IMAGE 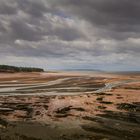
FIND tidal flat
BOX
[0,71,140,140]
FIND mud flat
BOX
[0,71,140,140]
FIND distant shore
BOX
[0,65,44,73]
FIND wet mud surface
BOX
[0,72,140,140]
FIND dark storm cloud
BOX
[51,0,140,26]
[50,0,140,39]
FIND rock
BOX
[55,106,72,114]
[71,107,85,111]
[98,106,107,109]
[0,118,8,128]
[96,97,104,101]
[100,101,113,104]
[117,103,140,112]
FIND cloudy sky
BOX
[0,0,140,71]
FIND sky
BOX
[0,0,140,71]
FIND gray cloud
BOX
[50,0,140,39]
[10,18,44,41]
[17,0,49,17]
[0,0,17,15]
[0,0,139,70]
[51,0,140,26]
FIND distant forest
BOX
[0,65,44,72]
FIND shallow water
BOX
[0,77,139,96]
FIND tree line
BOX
[0,65,44,72]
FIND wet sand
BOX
[0,71,140,140]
